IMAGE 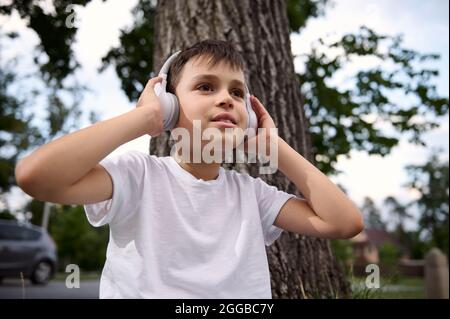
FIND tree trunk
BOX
[151,0,351,298]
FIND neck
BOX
[179,161,221,181]
[172,151,222,181]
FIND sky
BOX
[1,0,448,230]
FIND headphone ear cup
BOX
[248,107,258,130]
[154,82,180,131]
[244,94,258,139]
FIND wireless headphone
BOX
[153,50,258,138]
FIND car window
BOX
[0,225,22,240]
[0,224,42,241]
[24,228,41,240]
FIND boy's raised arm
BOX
[15,77,163,204]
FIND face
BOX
[172,55,248,154]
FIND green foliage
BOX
[359,149,448,260]
[0,10,97,192]
[100,0,157,101]
[401,230,431,260]
[0,0,93,85]
[330,239,353,270]
[378,242,402,269]
[299,26,449,175]
[361,197,387,230]
[0,46,88,192]
[360,150,448,260]
[49,205,109,271]
[0,210,16,220]
[351,276,425,299]
[383,196,413,232]
[404,150,449,256]
[287,0,329,33]
[23,198,52,226]
[0,50,46,193]
[351,277,383,299]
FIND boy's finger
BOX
[145,76,163,91]
[252,95,267,111]
[250,96,267,116]
[250,95,263,108]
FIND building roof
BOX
[350,228,408,253]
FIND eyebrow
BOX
[190,74,245,89]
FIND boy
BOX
[15,40,364,299]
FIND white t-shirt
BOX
[84,150,296,299]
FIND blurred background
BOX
[0,0,448,299]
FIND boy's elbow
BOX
[15,159,43,198]
[336,212,365,239]
[15,159,32,191]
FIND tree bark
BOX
[151,0,350,298]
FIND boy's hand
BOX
[136,76,164,137]
[243,95,279,155]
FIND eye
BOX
[197,83,213,92]
[197,84,244,99]
[232,89,244,98]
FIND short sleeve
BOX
[83,151,146,227]
[253,177,297,246]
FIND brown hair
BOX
[166,39,245,95]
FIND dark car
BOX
[0,220,58,285]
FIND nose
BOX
[216,89,235,109]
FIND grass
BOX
[53,271,101,282]
[351,276,425,299]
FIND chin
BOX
[200,132,240,149]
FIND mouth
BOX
[210,120,237,128]
[210,112,238,128]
